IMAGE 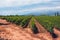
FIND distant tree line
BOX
[55,12,60,16]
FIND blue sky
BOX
[0,0,60,15]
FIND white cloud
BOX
[0,0,60,15]
[17,6,60,12]
[0,6,60,15]
[0,0,51,7]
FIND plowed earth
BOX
[0,19,60,40]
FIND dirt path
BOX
[34,19,53,40]
[0,19,60,40]
[0,19,46,40]
[34,19,47,33]
[53,28,60,37]
[53,28,60,40]
[34,19,60,40]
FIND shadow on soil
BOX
[32,24,39,34]
[50,32,58,38]
[0,23,10,25]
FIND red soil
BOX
[0,19,60,40]
[0,20,40,40]
[34,19,47,33]
[0,19,46,40]
[53,28,60,40]
[34,19,53,40]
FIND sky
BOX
[0,0,60,15]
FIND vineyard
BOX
[0,16,32,28]
[0,15,60,40]
[35,16,60,32]
[0,16,60,32]
[30,17,39,34]
[0,16,60,33]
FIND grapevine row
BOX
[0,16,32,28]
[35,16,60,33]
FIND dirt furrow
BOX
[34,19,53,40]
[0,19,42,40]
[0,19,60,40]
[34,19,47,33]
